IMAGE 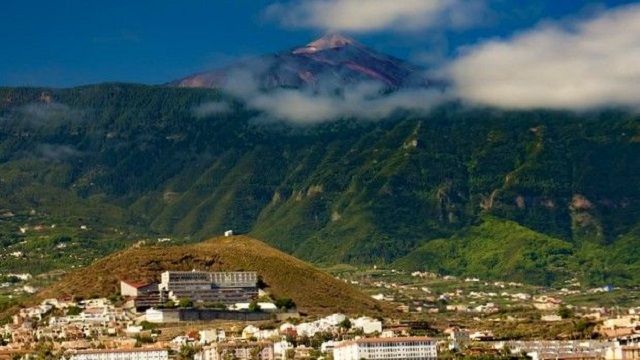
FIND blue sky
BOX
[0,0,638,87]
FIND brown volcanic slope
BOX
[37,236,386,315]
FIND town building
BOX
[499,340,612,360]
[195,341,274,360]
[144,307,271,323]
[145,308,180,323]
[352,316,383,334]
[606,344,640,360]
[531,353,603,360]
[119,280,162,310]
[67,348,169,360]
[159,271,258,304]
[199,329,226,345]
[333,337,437,360]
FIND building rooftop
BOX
[335,337,435,347]
[120,280,155,289]
[69,347,167,354]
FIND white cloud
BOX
[448,4,640,110]
[221,66,448,124]
[265,0,484,32]
[250,84,448,124]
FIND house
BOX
[602,316,638,329]
[333,337,437,360]
[470,331,494,341]
[120,280,162,310]
[242,325,261,339]
[294,345,313,359]
[445,327,470,343]
[599,327,636,339]
[273,340,294,360]
[244,328,278,341]
[352,316,382,334]
[321,340,338,353]
[199,329,226,345]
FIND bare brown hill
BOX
[37,236,386,315]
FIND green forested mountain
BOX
[1,84,639,286]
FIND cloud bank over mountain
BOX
[222,67,448,124]
[448,4,640,110]
[169,2,640,124]
[259,1,640,119]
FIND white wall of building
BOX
[333,338,437,360]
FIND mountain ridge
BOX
[0,66,639,286]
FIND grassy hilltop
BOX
[37,236,386,316]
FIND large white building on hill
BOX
[159,270,258,304]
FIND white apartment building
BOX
[333,337,437,360]
[352,316,383,334]
[67,348,169,360]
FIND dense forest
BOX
[1,83,639,286]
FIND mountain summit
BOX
[172,34,427,89]
[292,33,357,54]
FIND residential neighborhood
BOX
[2,267,640,359]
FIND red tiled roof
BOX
[120,279,154,289]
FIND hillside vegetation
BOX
[394,217,574,284]
[38,236,385,315]
[1,84,640,286]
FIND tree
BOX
[162,300,177,308]
[135,334,154,345]
[0,276,20,284]
[558,306,574,319]
[178,298,193,308]
[32,341,63,360]
[140,320,157,331]
[573,319,596,339]
[66,306,82,316]
[203,301,227,309]
[177,344,199,360]
[275,297,296,310]
[338,318,352,330]
[248,300,261,312]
